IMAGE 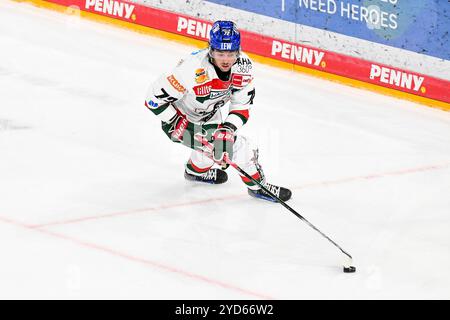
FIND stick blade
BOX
[343,266,356,273]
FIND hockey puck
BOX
[343,266,356,273]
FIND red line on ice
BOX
[0,215,274,299]
[28,161,450,229]
[28,194,248,228]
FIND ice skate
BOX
[248,182,292,202]
[184,168,228,184]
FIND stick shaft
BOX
[195,134,353,263]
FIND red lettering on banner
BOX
[33,0,450,105]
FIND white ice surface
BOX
[1,0,450,299]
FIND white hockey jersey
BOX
[145,49,255,130]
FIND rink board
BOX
[15,0,450,111]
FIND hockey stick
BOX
[194,133,356,273]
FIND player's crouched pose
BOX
[145,21,291,202]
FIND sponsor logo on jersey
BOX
[85,0,135,20]
[369,64,425,92]
[271,40,325,66]
[167,75,186,93]
[194,83,213,96]
[177,17,212,39]
[209,90,229,99]
[235,58,252,73]
[145,100,159,109]
[195,68,209,84]
[198,100,225,123]
[232,74,252,87]
[193,79,231,103]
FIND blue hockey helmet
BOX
[209,21,240,51]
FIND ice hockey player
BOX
[145,20,291,202]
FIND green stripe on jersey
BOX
[149,103,171,116]
[229,111,248,125]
